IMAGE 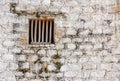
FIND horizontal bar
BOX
[29,17,54,20]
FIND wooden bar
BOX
[49,20,52,43]
[42,20,45,42]
[34,20,37,42]
[39,20,41,42]
[31,20,34,42]
[46,20,48,42]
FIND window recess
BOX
[29,17,54,44]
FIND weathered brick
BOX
[37,49,46,55]
[30,79,42,81]
[83,62,96,70]
[22,49,34,54]
[21,62,29,69]
[64,71,77,77]
[2,54,14,61]
[47,50,57,56]
[66,28,77,36]
[17,55,26,61]
[27,55,38,62]
[47,64,57,71]
[42,0,50,5]
[0,62,7,72]
[90,70,105,78]
[79,30,91,35]
[104,55,118,63]
[62,38,71,43]
[99,63,112,71]
[3,40,15,47]
[67,43,76,50]
[60,65,69,72]
[9,63,18,70]
[25,72,35,78]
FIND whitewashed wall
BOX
[0,0,120,81]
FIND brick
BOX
[0,62,7,72]
[64,71,77,77]
[78,57,89,63]
[66,28,77,36]
[94,43,102,50]
[79,30,91,35]
[66,57,77,63]
[76,71,84,78]
[83,6,94,13]
[41,57,51,62]
[37,49,46,55]
[69,64,81,71]
[21,62,29,69]
[100,63,112,71]
[92,28,102,34]
[83,71,91,78]
[62,38,71,43]
[17,55,26,61]
[47,64,56,71]
[61,7,70,13]
[56,43,64,49]
[90,70,105,78]
[2,54,14,61]
[42,0,50,5]
[67,43,76,50]
[11,48,22,53]
[47,50,57,56]
[23,49,34,53]
[60,65,69,72]
[83,62,96,70]
[19,78,28,81]
[73,50,83,56]
[30,79,42,81]
[84,21,95,29]
[79,44,93,50]
[0,47,8,53]
[112,63,120,71]
[25,72,35,78]
[32,63,42,73]
[9,63,18,70]
[15,72,24,77]
[3,40,15,47]
[112,48,120,55]
[27,55,38,62]
[99,50,109,56]
[89,57,102,63]
[104,55,118,63]
[56,73,64,77]
[72,38,83,43]
[74,78,83,81]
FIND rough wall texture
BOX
[0,0,120,81]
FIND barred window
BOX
[29,17,54,44]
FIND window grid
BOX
[29,17,54,44]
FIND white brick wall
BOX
[0,0,119,81]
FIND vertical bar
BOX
[49,20,52,43]
[42,20,45,42]
[34,19,37,42]
[52,19,54,43]
[31,20,34,43]
[39,20,41,42]
[46,20,48,42]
